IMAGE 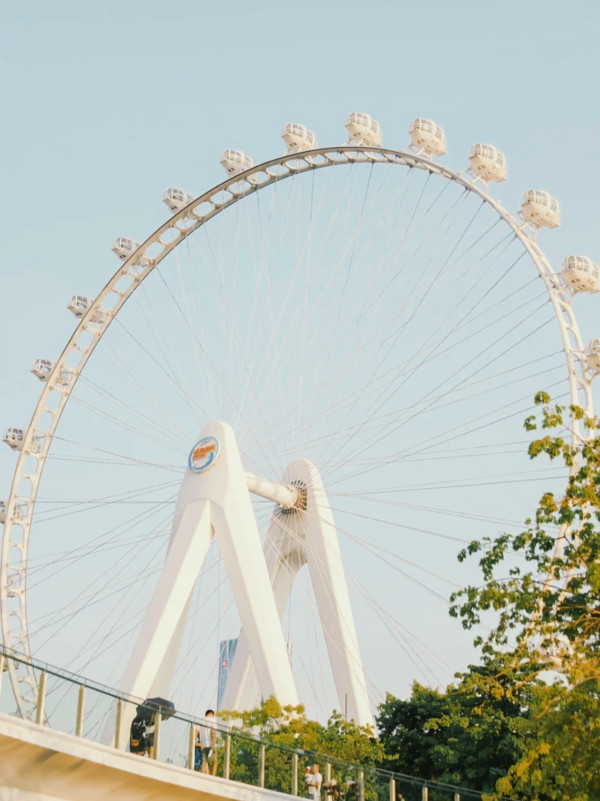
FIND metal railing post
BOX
[454,794,460,801]
[188,723,196,771]
[422,786,429,801]
[325,763,332,783]
[75,685,86,737]
[259,742,266,787]
[358,769,365,801]
[153,713,161,760]
[114,699,124,749]
[35,670,47,725]
[224,733,231,780]
[389,777,396,801]
[292,752,299,796]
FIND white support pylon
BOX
[222,460,372,727]
[115,421,299,746]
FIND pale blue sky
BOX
[1,0,599,717]
[2,0,599,432]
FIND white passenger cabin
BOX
[345,112,382,147]
[31,358,54,381]
[67,295,91,317]
[3,428,24,451]
[220,149,254,177]
[163,188,194,213]
[561,255,600,293]
[408,118,446,156]
[282,123,317,154]
[521,190,560,229]
[111,237,141,260]
[586,339,600,372]
[67,295,107,324]
[468,144,507,183]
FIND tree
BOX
[220,698,382,793]
[377,654,535,794]
[448,395,600,800]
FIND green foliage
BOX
[450,398,600,655]
[447,395,600,800]
[376,654,535,793]
[220,698,382,793]
[494,674,600,801]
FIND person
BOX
[323,779,341,801]
[345,781,359,801]
[305,763,323,800]
[195,708,217,774]
[129,712,155,758]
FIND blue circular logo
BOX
[188,436,220,473]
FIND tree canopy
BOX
[447,395,600,800]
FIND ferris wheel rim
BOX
[1,142,594,717]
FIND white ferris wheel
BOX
[2,113,599,735]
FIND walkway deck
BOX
[0,713,292,801]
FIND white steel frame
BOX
[1,145,595,721]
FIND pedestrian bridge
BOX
[0,711,287,801]
[0,647,477,801]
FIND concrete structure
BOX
[0,713,292,801]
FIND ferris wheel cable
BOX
[347,218,513,376]
[77,370,192,448]
[43,453,182,471]
[324,385,564,490]
[33,476,178,506]
[381,386,571,476]
[20,503,172,583]
[172,242,220,420]
[231,167,371,453]
[332,318,560,486]
[316,280,541,481]
[102,307,198,444]
[336,492,562,535]
[287,345,562,468]
[326,255,540,462]
[239,174,496,466]
[352,171,464,325]
[49,433,184,471]
[297,268,549,446]
[26,507,172,617]
[136,275,208,430]
[111,314,208,425]
[287,499,459,605]
[412,362,562,420]
[304,184,474,419]
[25,532,168,593]
[351,570,456,676]
[283,165,413,426]
[263,347,561,467]
[29,480,178,525]
[37,536,227,684]
[25,503,171,568]
[350,574,450,689]
[29,548,164,651]
[66,395,188,455]
[149,252,284,480]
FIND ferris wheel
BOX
[2,113,600,732]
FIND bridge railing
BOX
[0,646,505,801]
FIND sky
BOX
[2,0,599,426]
[1,0,599,723]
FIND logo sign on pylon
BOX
[188,436,220,473]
